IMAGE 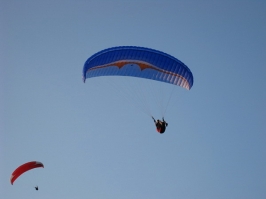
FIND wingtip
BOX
[82,76,86,83]
[10,175,14,185]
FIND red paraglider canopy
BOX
[10,161,44,185]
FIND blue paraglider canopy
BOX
[83,46,193,90]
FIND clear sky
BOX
[1,0,266,198]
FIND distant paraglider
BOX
[35,186,39,190]
[10,161,44,185]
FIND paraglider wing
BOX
[10,161,44,185]
[83,46,194,90]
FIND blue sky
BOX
[1,0,266,198]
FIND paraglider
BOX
[83,46,194,134]
[10,161,44,185]
[152,117,168,134]
[35,186,38,190]
[83,46,193,89]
